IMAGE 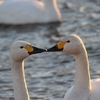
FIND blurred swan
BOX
[47,34,100,100]
[0,0,61,24]
[10,41,45,100]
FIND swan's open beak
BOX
[23,45,46,55]
[47,45,63,52]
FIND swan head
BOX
[10,41,45,61]
[47,34,85,55]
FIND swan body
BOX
[0,0,61,24]
[47,34,100,100]
[10,41,45,100]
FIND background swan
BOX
[0,0,61,24]
[10,41,45,100]
[47,34,100,100]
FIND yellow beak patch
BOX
[57,41,66,49]
[23,45,34,52]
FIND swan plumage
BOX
[0,0,61,24]
[47,34,100,100]
[10,41,45,100]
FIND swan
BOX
[0,0,61,24]
[47,34,100,100]
[10,40,45,100]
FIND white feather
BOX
[0,0,61,24]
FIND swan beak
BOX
[23,45,45,55]
[47,45,63,52]
[28,46,46,55]
[47,41,66,52]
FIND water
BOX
[0,0,100,100]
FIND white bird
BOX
[0,0,61,24]
[10,41,45,100]
[47,34,100,100]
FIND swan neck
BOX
[43,0,58,11]
[42,0,61,22]
[74,49,91,90]
[43,0,57,6]
[11,60,30,100]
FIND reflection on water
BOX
[0,0,100,100]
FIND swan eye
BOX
[20,46,23,49]
[67,40,70,43]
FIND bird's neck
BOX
[74,48,91,92]
[11,60,30,100]
[43,0,56,6]
[43,0,61,22]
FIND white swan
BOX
[10,41,45,100]
[47,34,100,100]
[0,0,61,24]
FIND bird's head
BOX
[10,41,45,61]
[47,34,85,55]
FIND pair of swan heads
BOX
[10,34,84,61]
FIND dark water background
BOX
[0,0,100,100]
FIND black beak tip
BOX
[38,48,46,53]
[46,45,63,52]
[46,48,53,52]
[41,49,46,52]
[45,49,48,52]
